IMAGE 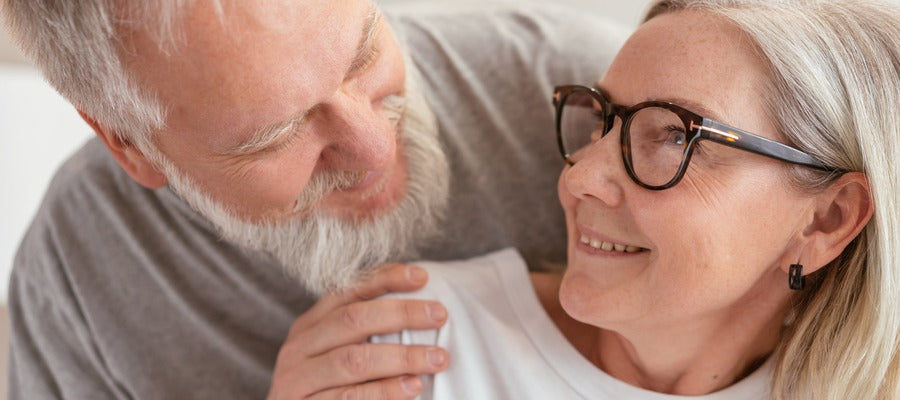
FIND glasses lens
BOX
[560,90,605,162]
[626,106,688,187]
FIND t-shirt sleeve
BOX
[7,255,121,399]
[6,143,131,400]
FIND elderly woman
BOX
[374,0,899,399]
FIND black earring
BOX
[789,264,805,290]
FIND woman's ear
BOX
[78,110,168,189]
[796,172,873,274]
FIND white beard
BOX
[144,70,450,295]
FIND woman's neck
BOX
[588,315,780,395]
[530,272,792,395]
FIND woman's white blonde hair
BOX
[646,1,899,399]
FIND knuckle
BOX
[347,284,371,301]
[340,303,369,331]
[376,262,403,276]
[402,301,419,323]
[340,344,371,377]
[405,347,420,370]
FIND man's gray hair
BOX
[1,0,221,147]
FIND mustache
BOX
[293,170,367,215]
[382,93,406,129]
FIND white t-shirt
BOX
[373,248,773,399]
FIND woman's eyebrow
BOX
[594,83,726,121]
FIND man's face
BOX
[117,0,450,293]
[128,0,408,223]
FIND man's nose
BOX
[315,91,396,171]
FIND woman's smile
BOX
[575,224,647,256]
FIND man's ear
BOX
[78,110,168,189]
[794,172,873,274]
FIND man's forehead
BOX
[126,0,379,144]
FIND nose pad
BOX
[581,115,625,164]
[317,93,397,171]
[602,113,618,138]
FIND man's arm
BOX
[267,264,449,400]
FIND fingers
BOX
[307,375,424,400]
[296,298,447,356]
[313,264,428,314]
[303,344,449,393]
[267,263,445,399]
[293,263,434,342]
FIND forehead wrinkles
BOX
[126,2,368,103]
[608,11,769,124]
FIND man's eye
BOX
[349,46,380,78]
[361,47,380,70]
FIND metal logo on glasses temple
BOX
[691,121,740,143]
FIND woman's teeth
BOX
[579,235,643,253]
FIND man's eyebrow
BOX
[222,7,380,157]
[346,5,381,77]
[221,112,308,156]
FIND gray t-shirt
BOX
[8,4,625,399]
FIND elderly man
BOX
[2,0,623,398]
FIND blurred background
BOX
[0,1,647,64]
[0,1,650,397]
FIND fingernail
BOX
[401,376,422,394]
[427,348,446,366]
[407,266,426,284]
[427,303,447,322]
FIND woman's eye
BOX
[665,125,686,146]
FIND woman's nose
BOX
[562,122,627,207]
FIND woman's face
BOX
[557,11,815,331]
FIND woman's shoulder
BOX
[403,247,528,299]
[371,248,534,347]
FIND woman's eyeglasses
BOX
[553,85,838,190]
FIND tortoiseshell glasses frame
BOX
[553,85,839,190]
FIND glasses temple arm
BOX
[696,119,835,171]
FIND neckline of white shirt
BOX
[491,248,773,400]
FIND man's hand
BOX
[267,264,450,400]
